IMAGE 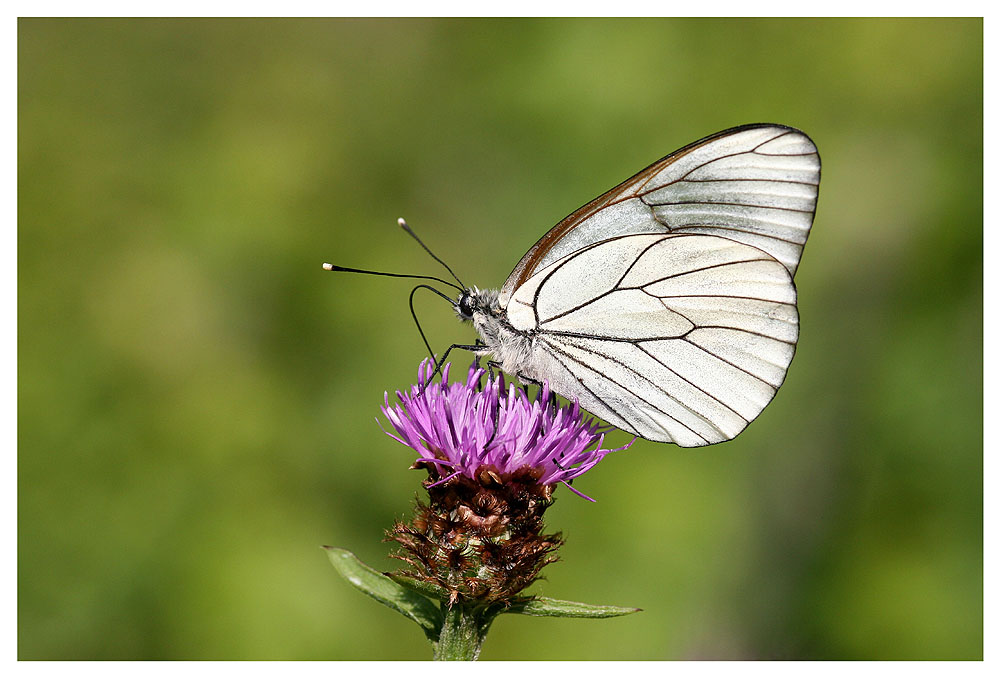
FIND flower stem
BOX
[433,603,492,660]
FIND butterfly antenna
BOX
[321,262,463,293]
[398,217,467,290]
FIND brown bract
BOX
[387,466,564,606]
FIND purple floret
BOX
[381,359,633,501]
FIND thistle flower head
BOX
[379,360,633,604]
[381,359,632,501]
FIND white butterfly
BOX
[453,124,820,447]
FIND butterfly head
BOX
[455,290,476,320]
[454,286,499,322]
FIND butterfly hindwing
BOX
[507,233,798,446]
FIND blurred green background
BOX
[18,18,982,660]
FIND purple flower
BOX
[381,359,633,501]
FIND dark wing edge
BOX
[500,124,819,300]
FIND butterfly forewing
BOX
[480,124,819,446]
[499,124,819,306]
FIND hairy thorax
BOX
[467,288,533,376]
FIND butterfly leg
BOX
[473,340,488,390]
[483,361,502,452]
[434,342,485,371]
[512,371,550,404]
[482,361,536,390]
[419,342,485,395]
[484,359,501,384]
[482,364,547,403]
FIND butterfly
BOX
[328,123,819,447]
[451,124,819,447]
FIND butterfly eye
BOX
[457,293,475,319]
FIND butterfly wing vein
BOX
[499,124,819,306]
[492,124,818,446]
[508,233,799,446]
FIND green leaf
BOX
[506,596,642,618]
[323,546,443,638]
[387,571,449,601]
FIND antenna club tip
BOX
[322,262,334,271]
[397,217,407,228]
